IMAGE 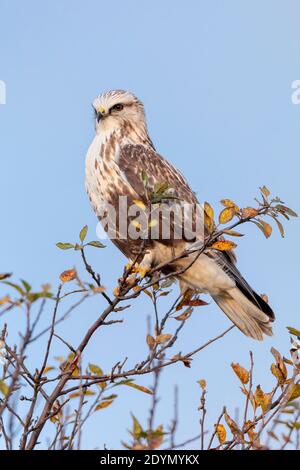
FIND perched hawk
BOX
[85,90,274,340]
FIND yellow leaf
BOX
[113,287,120,297]
[0,380,9,397]
[146,334,156,350]
[95,399,114,410]
[288,384,300,402]
[204,202,214,220]
[287,326,300,337]
[219,207,236,224]
[69,390,96,399]
[215,424,226,444]
[245,420,258,442]
[271,364,286,384]
[197,379,206,390]
[137,265,150,279]
[156,333,173,344]
[220,199,239,210]
[123,382,153,395]
[42,366,55,374]
[231,363,249,385]
[93,286,106,294]
[131,414,143,437]
[0,295,10,306]
[254,385,271,412]
[132,199,146,210]
[59,269,77,283]
[211,240,237,251]
[204,202,214,233]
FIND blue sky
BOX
[0,0,300,449]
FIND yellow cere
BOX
[97,106,106,115]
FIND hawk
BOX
[85,90,274,340]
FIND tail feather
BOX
[212,287,274,341]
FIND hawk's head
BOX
[92,90,146,135]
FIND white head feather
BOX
[92,90,146,136]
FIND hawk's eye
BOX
[110,103,124,112]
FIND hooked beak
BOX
[96,111,104,123]
[96,106,106,123]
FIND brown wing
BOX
[119,144,198,205]
[118,143,237,264]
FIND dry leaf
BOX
[197,379,206,390]
[224,411,239,435]
[146,334,156,350]
[260,186,270,198]
[215,424,226,444]
[222,229,244,237]
[95,399,114,410]
[241,207,259,219]
[123,382,153,395]
[270,347,287,384]
[231,363,249,384]
[42,366,55,374]
[113,287,120,297]
[59,269,77,283]
[156,333,172,344]
[0,296,10,306]
[204,202,214,232]
[254,385,271,412]
[220,199,239,210]
[288,384,300,402]
[175,308,193,321]
[257,219,273,238]
[212,240,237,251]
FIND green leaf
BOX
[21,279,31,293]
[79,225,88,242]
[131,414,143,437]
[88,363,103,375]
[141,170,148,188]
[56,242,74,250]
[87,241,106,248]
[287,326,300,338]
[2,281,24,296]
[74,244,83,251]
